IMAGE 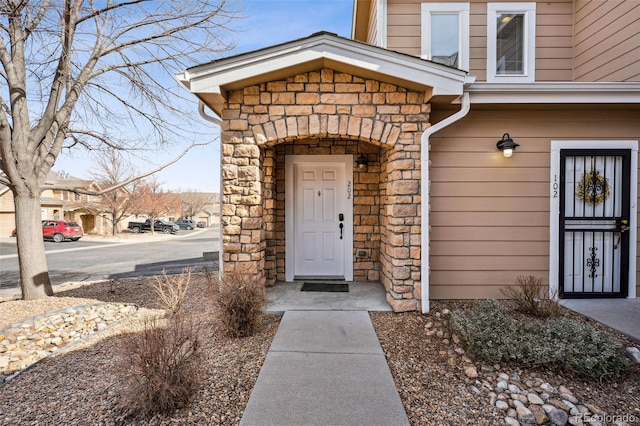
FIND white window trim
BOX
[549,140,638,299]
[486,2,536,83]
[377,0,387,48]
[421,3,470,71]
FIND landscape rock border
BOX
[0,302,138,385]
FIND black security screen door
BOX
[559,150,630,298]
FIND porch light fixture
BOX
[496,133,519,158]
[355,154,368,169]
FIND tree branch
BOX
[44,141,213,195]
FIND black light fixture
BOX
[496,133,519,158]
[355,154,368,169]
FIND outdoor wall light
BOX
[496,133,519,158]
[355,154,368,169]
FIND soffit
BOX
[178,32,468,116]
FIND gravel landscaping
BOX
[371,302,640,426]
[0,277,279,425]
[0,278,638,425]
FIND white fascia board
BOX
[467,82,640,104]
[183,34,467,97]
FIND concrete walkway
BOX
[265,281,392,313]
[562,298,640,342]
[240,311,409,426]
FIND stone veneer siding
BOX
[220,68,429,312]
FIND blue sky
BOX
[55,0,354,193]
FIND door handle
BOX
[616,218,630,233]
[614,219,630,249]
[339,223,344,239]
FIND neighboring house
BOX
[194,192,221,226]
[0,176,66,237]
[178,0,640,312]
[51,172,111,234]
[0,171,122,237]
[172,191,221,227]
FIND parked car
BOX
[127,219,179,234]
[176,219,196,230]
[12,220,84,242]
[196,221,206,228]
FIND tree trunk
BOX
[14,193,53,299]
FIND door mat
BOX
[300,282,349,292]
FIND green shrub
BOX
[118,314,203,418]
[213,271,266,338]
[451,300,629,380]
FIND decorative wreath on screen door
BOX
[576,171,610,205]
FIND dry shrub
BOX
[214,271,266,338]
[118,314,203,419]
[501,275,563,318]
[150,268,192,314]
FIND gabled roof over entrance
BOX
[177,32,471,115]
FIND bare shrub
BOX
[501,275,563,318]
[150,268,192,314]
[202,266,216,288]
[215,272,266,338]
[118,314,203,419]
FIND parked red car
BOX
[11,220,84,242]
[42,220,83,242]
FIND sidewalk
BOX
[563,298,640,343]
[240,311,409,426]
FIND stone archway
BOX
[220,68,429,311]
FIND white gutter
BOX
[199,101,222,125]
[420,92,470,313]
[198,101,224,275]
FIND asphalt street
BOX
[0,227,220,298]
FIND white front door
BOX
[285,155,353,281]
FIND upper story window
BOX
[487,2,536,82]
[421,3,470,71]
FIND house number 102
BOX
[552,175,558,198]
[347,181,352,199]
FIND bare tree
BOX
[134,177,180,235]
[0,1,234,299]
[90,150,144,236]
[178,190,214,220]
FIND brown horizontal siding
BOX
[433,270,549,286]
[387,1,420,53]
[574,0,640,81]
[431,197,549,212]
[431,284,527,299]
[431,226,549,241]
[432,240,549,256]
[431,181,549,197]
[429,108,640,299]
[386,0,574,81]
[431,211,549,226]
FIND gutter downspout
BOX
[420,92,470,313]
[198,101,224,275]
